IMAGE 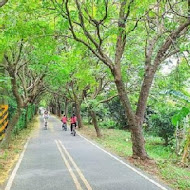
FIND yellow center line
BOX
[58,140,92,190]
[55,140,83,190]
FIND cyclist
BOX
[61,114,67,130]
[70,114,77,134]
[43,110,49,128]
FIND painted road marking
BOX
[5,138,30,190]
[78,133,169,190]
[55,140,83,190]
[58,140,92,190]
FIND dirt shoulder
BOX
[0,116,39,189]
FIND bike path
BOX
[6,116,171,190]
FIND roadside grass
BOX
[0,116,39,186]
[79,125,190,190]
[159,162,190,190]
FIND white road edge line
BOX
[78,133,168,190]
[5,138,30,190]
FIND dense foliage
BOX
[0,0,189,163]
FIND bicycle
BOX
[71,123,76,136]
[44,118,48,130]
[62,123,67,131]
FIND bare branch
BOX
[124,0,134,21]
[99,94,118,103]
[16,59,31,71]
[65,0,114,70]
[154,20,190,67]
[167,0,190,19]
[162,49,180,61]
[14,40,24,66]
[115,0,132,65]
[100,0,109,24]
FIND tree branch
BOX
[0,0,8,8]
[154,20,190,67]
[99,94,118,103]
[64,0,114,70]
[14,40,24,66]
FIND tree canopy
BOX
[0,0,190,161]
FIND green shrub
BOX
[105,98,128,129]
[148,109,176,146]
[13,104,36,134]
[99,119,118,129]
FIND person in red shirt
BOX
[61,114,67,131]
[70,114,77,134]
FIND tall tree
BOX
[48,0,190,159]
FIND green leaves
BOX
[172,107,190,126]
[160,90,190,103]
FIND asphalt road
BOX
[6,116,170,190]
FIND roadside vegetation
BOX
[80,125,190,190]
[0,116,38,186]
[0,1,189,189]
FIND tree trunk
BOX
[112,68,136,126]
[72,102,75,114]
[90,110,101,137]
[0,0,8,8]
[0,62,7,104]
[57,102,61,117]
[136,66,156,124]
[25,106,28,126]
[1,70,24,148]
[53,98,57,115]
[164,137,169,146]
[113,68,148,159]
[57,98,62,117]
[130,125,148,159]
[35,106,39,115]
[64,98,68,116]
[88,110,91,125]
[0,108,21,148]
[75,101,83,128]
[52,105,56,115]
[55,106,58,115]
